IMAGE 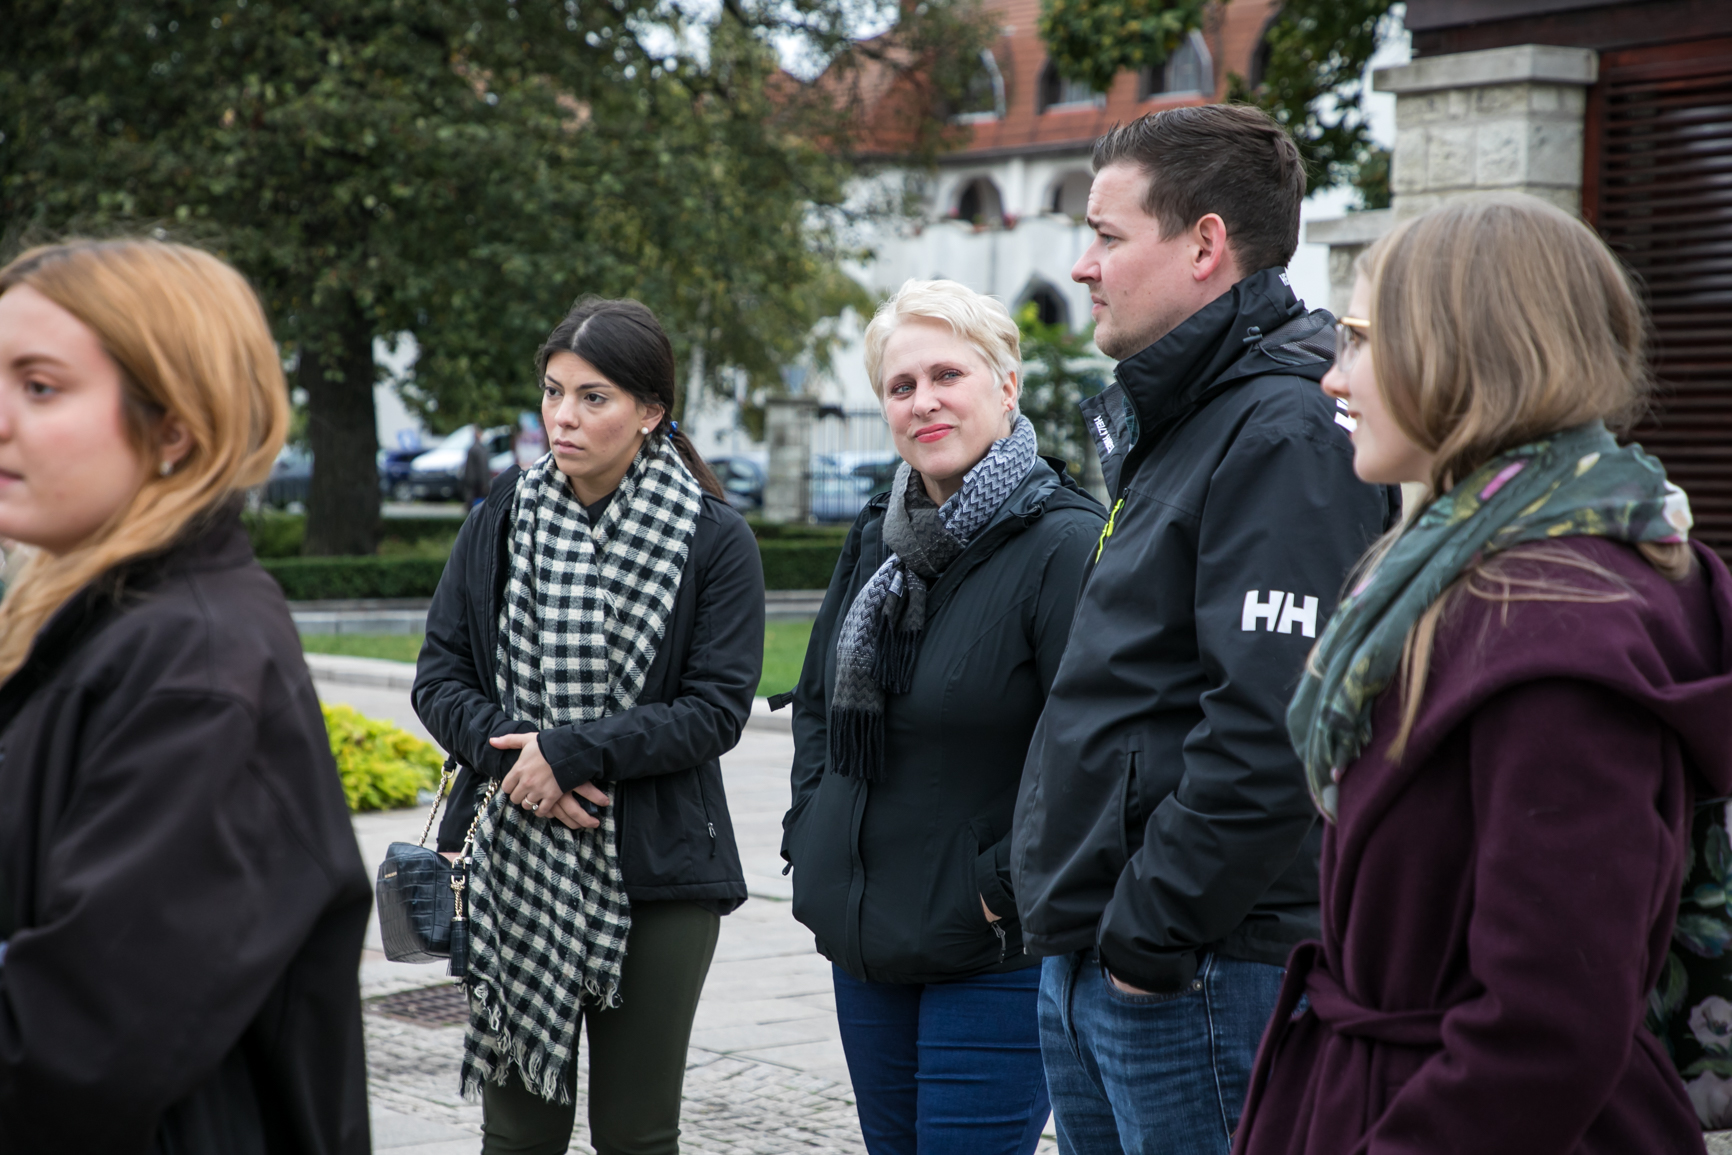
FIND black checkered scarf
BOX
[829,415,1037,779]
[461,438,702,1104]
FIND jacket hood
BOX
[1648,546,1732,797]
[1116,267,1332,431]
[1413,539,1732,799]
[1083,268,1336,496]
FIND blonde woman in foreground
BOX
[0,240,371,1153]
[1233,194,1732,1154]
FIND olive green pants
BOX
[480,900,722,1155]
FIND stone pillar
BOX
[1306,43,1600,322]
[1380,43,1599,219]
[1303,210,1394,317]
[763,396,816,524]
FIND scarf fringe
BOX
[828,707,883,781]
[460,976,621,1105]
[872,619,921,694]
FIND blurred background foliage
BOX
[0,0,991,553]
[1038,0,1397,201]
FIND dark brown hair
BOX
[1091,104,1306,275]
[536,296,723,499]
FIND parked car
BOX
[811,454,897,522]
[406,425,513,501]
[708,456,766,513]
[263,445,312,509]
[378,446,424,501]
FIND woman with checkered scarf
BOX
[412,297,765,1154]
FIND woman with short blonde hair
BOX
[784,278,1104,1154]
[1234,194,1732,1154]
[0,239,371,1152]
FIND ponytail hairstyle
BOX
[534,297,723,499]
[0,239,290,683]
[1345,194,1690,762]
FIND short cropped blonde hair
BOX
[862,279,1022,401]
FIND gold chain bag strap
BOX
[375,757,498,975]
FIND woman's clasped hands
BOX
[492,731,611,830]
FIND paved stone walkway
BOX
[321,664,1056,1154]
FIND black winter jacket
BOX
[413,467,763,910]
[783,458,1104,983]
[0,511,371,1154]
[1012,268,1400,994]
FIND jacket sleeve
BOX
[0,690,349,1149]
[781,515,870,861]
[535,512,765,791]
[977,512,1101,919]
[1368,678,1677,1153]
[1098,424,1385,991]
[412,508,534,780]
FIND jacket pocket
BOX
[1119,745,1142,862]
[923,822,1004,975]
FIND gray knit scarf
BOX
[829,415,1038,779]
[461,438,702,1104]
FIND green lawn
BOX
[302,619,816,699]
[759,619,815,699]
[302,633,427,663]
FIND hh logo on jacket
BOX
[1242,590,1318,639]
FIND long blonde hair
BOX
[0,239,290,682]
[1351,194,1691,760]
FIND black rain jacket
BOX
[0,511,371,1154]
[1011,268,1401,993]
[413,466,763,910]
[783,458,1104,983]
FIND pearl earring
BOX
[640,426,651,436]
[159,461,173,477]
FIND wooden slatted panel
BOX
[1587,39,1732,562]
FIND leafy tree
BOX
[1039,0,1209,94]
[1017,302,1107,483]
[1,0,970,554]
[1226,0,1395,198]
[1035,0,1396,196]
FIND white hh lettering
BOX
[1241,590,1282,632]
[1277,593,1320,639]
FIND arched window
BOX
[954,177,1004,227]
[953,48,1007,122]
[1049,170,1093,218]
[1141,31,1213,99]
[1020,280,1071,329]
[1038,60,1100,114]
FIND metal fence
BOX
[808,406,898,522]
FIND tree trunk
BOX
[301,301,381,556]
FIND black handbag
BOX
[375,759,497,977]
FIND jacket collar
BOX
[0,504,253,732]
[1113,266,1309,438]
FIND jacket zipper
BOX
[696,772,717,858]
[992,920,1007,962]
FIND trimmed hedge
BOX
[759,540,843,590]
[264,531,841,599]
[263,555,447,600]
[243,511,468,560]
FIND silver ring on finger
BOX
[526,799,538,812]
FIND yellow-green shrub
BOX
[323,703,444,812]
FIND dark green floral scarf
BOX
[1288,421,1693,821]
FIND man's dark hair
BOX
[1092,104,1306,275]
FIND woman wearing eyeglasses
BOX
[1233,194,1732,1154]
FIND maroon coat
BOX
[1236,538,1732,1155]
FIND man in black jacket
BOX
[1010,105,1397,1154]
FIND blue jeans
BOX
[1039,950,1284,1155]
[833,964,1050,1155]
